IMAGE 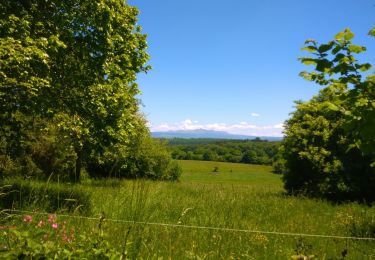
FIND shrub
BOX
[282,87,375,201]
[27,129,77,182]
[281,28,375,202]
[0,120,77,182]
[272,158,285,174]
[0,155,17,178]
[87,133,182,181]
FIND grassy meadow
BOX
[2,160,375,259]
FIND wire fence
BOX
[5,209,375,242]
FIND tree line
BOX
[166,138,280,166]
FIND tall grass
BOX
[84,180,374,258]
[1,160,375,259]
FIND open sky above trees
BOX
[129,0,375,137]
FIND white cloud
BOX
[273,123,284,129]
[150,119,284,137]
[251,112,260,117]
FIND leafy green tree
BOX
[241,150,257,164]
[203,151,217,161]
[0,0,154,181]
[282,28,375,201]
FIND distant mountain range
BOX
[151,129,283,141]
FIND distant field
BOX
[179,160,281,186]
[2,160,375,259]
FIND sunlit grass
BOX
[2,160,375,259]
[83,160,375,259]
[179,160,281,186]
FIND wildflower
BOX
[37,220,44,228]
[23,215,33,223]
[52,223,58,229]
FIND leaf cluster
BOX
[281,27,375,202]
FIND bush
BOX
[281,28,375,202]
[0,179,91,214]
[0,155,17,178]
[26,130,77,182]
[87,133,182,181]
[272,158,285,174]
[282,87,375,201]
[0,120,77,182]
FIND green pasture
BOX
[2,160,375,259]
[179,160,281,186]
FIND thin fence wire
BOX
[6,209,375,242]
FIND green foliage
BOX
[87,128,182,181]
[282,27,375,201]
[168,139,280,166]
[122,135,182,181]
[1,215,124,259]
[0,0,154,181]
[0,120,77,181]
[271,160,284,174]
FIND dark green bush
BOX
[87,134,182,181]
[272,158,285,174]
[27,131,77,182]
[281,28,375,202]
[281,85,375,202]
[0,120,77,182]
[0,179,91,214]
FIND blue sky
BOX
[128,0,375,136]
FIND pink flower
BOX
[52,223,58,229]
[23,215,33,223]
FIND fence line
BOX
[5,209,375,242]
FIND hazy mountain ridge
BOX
[151,129,283,141]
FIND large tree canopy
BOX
[281,27,375,202]
[0,0,181,181]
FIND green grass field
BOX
[180,160,281,185]
[2,160,375,259]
